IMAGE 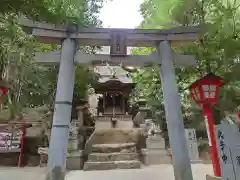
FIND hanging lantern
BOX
[189,73,224,106]
[237,112,240,121]
[188,73,224,177]
[0,80,10,103]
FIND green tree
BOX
[131,0,240,139]
[0,0,104,119]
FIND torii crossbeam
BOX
[19,16,202,180]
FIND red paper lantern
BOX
[189,73,224,177]
[0,81,10,103]
[189,73,224,106]
[237,112,240,121]
[0,87,8,96]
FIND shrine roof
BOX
[93,46,134,84]
[94,65,134,84]
[94,65,128,76]
[99,76,133,84]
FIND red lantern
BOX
[238,112,240,121]
[0,87,8,96]
[189,73,224,106]
[189,73,224,177]
[0,80,10,104]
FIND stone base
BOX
[88,152,138,162]
[27,155,40,166]
[91,143,136,153]
[66,150,84,170]
[0,152,20,166]
[206,174,222,180]
[83,160,141,171]
[141,149,171,165]
[85,128,146,156]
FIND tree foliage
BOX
[131,0,240,134]
[0,0,104,119]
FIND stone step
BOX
[92,143,136,153]
[88,152,138,162]
[83,160,141,171]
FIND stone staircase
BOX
[83,142,141,170]
[83,128,145,171]
[82,95,152,170]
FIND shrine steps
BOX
[83,160,141,171]
[91,143,136,153]
[83,143,142,171]
[88,152,138,161]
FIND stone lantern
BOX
[132,94,150,128]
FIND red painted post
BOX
[18,123,27,167]
[238,112,240,121]
[203,104,221,177]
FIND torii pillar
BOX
[46,38,76,180]
[159,40,192,180]
[20,17,201,180]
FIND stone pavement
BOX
[0,164,214,180]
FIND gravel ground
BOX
[0,164,214,180]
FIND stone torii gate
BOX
[20,18,201,180]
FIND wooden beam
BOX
[19,16,201,34]
[31,28,199,46]
[19,17,202,46]
[35,51,196,67]
[75,52,158,66]
[35,51,61,65]
[19,16,66,31]
[173,53,196,67]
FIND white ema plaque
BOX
[215,123,240,180]
[185,128,199,161]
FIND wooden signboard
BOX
[185,128,200,161]
[110,31,127,56]
[0,131,22,153]
[215,123,240,180]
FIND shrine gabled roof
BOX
[94,65,134,84]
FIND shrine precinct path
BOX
[0,164,213,180]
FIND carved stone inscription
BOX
[110,31,127,56]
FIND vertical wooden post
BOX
[203,104,221,176]
[122,95,125,115]
[18,122,27,167]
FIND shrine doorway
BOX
[104,92,123,115]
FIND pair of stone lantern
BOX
[189,73,224,177]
